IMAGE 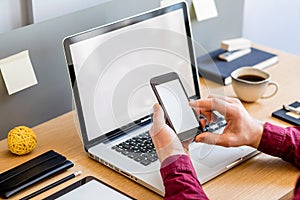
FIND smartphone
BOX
[150,72,202,141]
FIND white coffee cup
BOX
[231,67,279,102]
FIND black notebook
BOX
[197,47,278,85]
[0,150,74,198]
[272,101,300,126]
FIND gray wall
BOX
[0,0,160,139]
[0,0,244,140]
[190,0,244,53]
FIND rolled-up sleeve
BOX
[258,123,300,199]
[258,122,300,168]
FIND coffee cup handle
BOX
[262,81,279,99]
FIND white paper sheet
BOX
[192,0,218,22]
[0,50,38,95]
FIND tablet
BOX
[44,176,136,200]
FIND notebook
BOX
[63,1,258,196]
[197,48,278,85]
[0,150,73,198]
[272,101,300,126]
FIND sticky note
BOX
[0,50,38,95]
[192,0,218,22]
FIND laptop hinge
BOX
[102,115,152,144]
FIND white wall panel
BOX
[28,0,111,23]
[0,0,26,33]
[243,0,300,55]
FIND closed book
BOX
[197,47,278,85]
[272,101,300,126]
[0,150,74,198]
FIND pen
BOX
[283,104,300,115]
[20,171,82,200]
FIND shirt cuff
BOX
[160,154,195,178]
[258,122,286,157]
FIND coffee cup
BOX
[231,67,279,102]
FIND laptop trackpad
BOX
[190,144,244,168]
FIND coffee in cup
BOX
[231,67,279,102]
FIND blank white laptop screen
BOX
[68,7,198,141]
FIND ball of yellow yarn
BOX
[7,126,37,155]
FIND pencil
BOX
[20,171,82,200]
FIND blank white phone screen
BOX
[156,79,199,133]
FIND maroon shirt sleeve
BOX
[160,154,209,200]
[258,122,300,199]
[258,122,300,167]
[160,123,300,199]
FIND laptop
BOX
[63,1,258,196]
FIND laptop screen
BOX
[63,2,200,146]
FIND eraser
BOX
[221,38,251,51]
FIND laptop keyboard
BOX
[111,116,226,166]
[206,118,227,132]
[112,132,158,166]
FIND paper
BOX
[0,50,38,95]
[192,0,218,22]
[286,112,300,119]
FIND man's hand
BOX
[149,104,190,163]
[189,95,264,149]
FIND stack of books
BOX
[197,47,278,85]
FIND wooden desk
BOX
[1,45,300,199]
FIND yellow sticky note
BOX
[0,50,38,95]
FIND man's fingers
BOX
[153,103,165,125]
[150,104,166,137]
[194,132,222,146]
[195,131,236,147]
[208,95,236,103]
[189,97,228,116]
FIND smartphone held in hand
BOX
[150,72,202,141]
